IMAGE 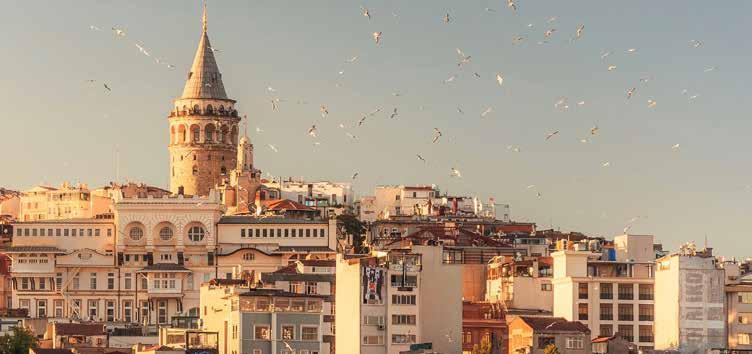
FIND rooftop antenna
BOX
[202,0,208,33]
[243,115,248,137]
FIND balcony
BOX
[600,314,613,321]
[639,293,654,300]
[618,315,633,321]
[600,293,613,300]
[618,293,634,300]
[639,336,653,343]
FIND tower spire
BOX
[202,0,207,33]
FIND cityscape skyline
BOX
[2,0,751,258]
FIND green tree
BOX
[337,214,368,253]
[0,326,38,354]
[543,344,560,354]
[472,337,493,354]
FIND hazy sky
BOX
[2,1,751,257]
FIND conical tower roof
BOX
[180,4,229,100]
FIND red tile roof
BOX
[262,199,316,211]
[300,259,336,267]
[272,264,300,274]
[517,316,590,333]
[54,323,106,336]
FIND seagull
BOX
[512,36,525,45]
[671,143,681,151]
[507,0,517,12]
[480,107,493,118]
[600,51,612,60]
[255,127,264,133]
[267,86,277,93]
[166,64,175,69]
[526,185,536,190]
[626,48,638,53]
[283,341,294,352]
[103,83,111,92]
[320,105,329,118]
[554,97,568,109]
[688,94,699,101]
[473,72,481,78]
[590,124,599,135]
[626,88,636,99]
[308,125,318,138]
[547,16,557,23]
[358,116,368,126]
[269,99,278,111]
[443,13,451,23]
[580,138,589,143]
[484,7,496,12]
[544,28,556,38]
[352,172,359,180]
[456,48,471,67]
[607,65,617,71]
[689,40,702,48]
[346,56,359,63]
[267,144,278,152]
[536,192,542,199]
[450,168,462,178]
[576,24,584,38]
[111,27,126,37]
[416,154,426,163]
[390,108,398,119]
[209,46,221,53]
[432,128,442,143]
[704,66,717,72]
[443,75,457,84]
[639,76,653,83]
[456,106,464,114]
[373,31,382,44]
[577,101,586,106]
[338,123,345,129]
[647,99,657,108]
[507,145,521,153]
[361,6,371,20]
[602,161,611,167]
[496,73,504,86]
[89,25,101,31]
[545,131,559,140]
[345,132,358,141]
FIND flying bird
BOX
[590,124,599,135]
[545,131,559,140]
[416,154,426,163]
[626,88,636,99]
[689,40,702,48]
[602,161,611,167]
[89,25,101,31]
[308,125,318,138]
[507,0,517,12]
[361,6,371,20]
[607,65,617,71]
[320,105,329,118]
[576,24,584,38]
[626,48,638,53]
[671,143,681,151]
[346,56,359,63]
[507,145,521,153]
[390,108,398,119]
[600,51,612,60]
[103,83,111,92]
[647,99,657,108]
[480,107,493,118]
[496,73,504,86]
[456,48,471,67]
[267,144,278,152]
[432,128,443,143]
[704,66,717,72]
[450,168,462,178]
[352,172,359,180]
[443,75,456,84]
[267,86,277,93]
[269,99,278,111]
[544,29,556,38]
[111,27,126,37]
[443,13,451,23]
[373,32,382,44]
[255,127,264,133]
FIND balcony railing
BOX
[618,315,633,321]
[600,314,613,321]
[639,336,653,343]
[618,293,634,300]
[600,293,613,300]
[639,315,653,321]
[639,293,654,300]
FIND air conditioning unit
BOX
[378,325,385,331]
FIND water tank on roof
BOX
[607,248,616,261]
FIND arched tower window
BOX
[231,125,239,145]
[221,166,227,175]
[206,105,214,114]
[193,104,200,114]
[205,125,215,142]
[178,125,186,143]
[219,105,225,114]
[192,166,198,175]
[170,126,176,145]
[190,124,200,143]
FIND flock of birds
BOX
[79,2,722,243]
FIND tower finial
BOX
[202,0,208,33]
[243,115,248,137]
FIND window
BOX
[618,325,634,342]
[392,295,417,305]
[639,304,653,321]
[739,313,752,324]
[639,284,654,300]
[123,301,132,322]
[37,300,47,318]
[566,336,584,349]
[107,273,115,290]
[600,324,613,337]
[305,282,317,295]
[240,229,245,237]
[140,301,149,322]
[255,326,270,340]
[64,229,69,236]
[19,299,30,310]
[639,325,653,343]
[291,229,296,237]
[618,283,634,300]
[364,316,384,326]
[740,293,752,304]
[88,299,98,320]
[20,278,29,290]
[578,303,588,320]
[600,303,613,320]
[232,324,238,339]
[106,301,115,321]
[56,228,61,236]
[72,275,80,290]
[39,278,46,290]
[187,274,194,290]
[618,304,633,321]
[363,335,384,345]
[302,326,318,341]
[282,325,294,340]
[129,227,143,241]
[95,229,100,236]
[392,314,417,325]
[739,333,752,345]
[158,300,167,324]
[124,273,132,290]
[141,276,148,290]
[87,229,93,236]
[54,300,64,318]
[578,282,588,299]
[188,226,205,242]
[159,227,173,241]
[160,253,172,261]
[538,336,555,349]
[284,229,289,237]
[320,228,326,237]
[600,283,613,299]
[392,334,416,344]
[90,273,97,290]
[289,282,303,293]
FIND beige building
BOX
[726,273,752,350]
[654,246,725,352]
[507,316,591,354]
[486,256,553,314]
[335,245,462,354]
[552,235,656,351]
[18,183,112,221]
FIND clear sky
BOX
[1,1,751,257]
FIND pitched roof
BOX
[271,263,300,274]
[517,316,590,333]
[263,199,316,212]
[272,246,335,254]
[218,215,325,225]
[54,323,106,336]
[31,349,75,354]
[180,7,228,100]
[300,259,336,267]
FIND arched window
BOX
[129,227,143,241]
[219,105,225,113]
[192,166,198,176]
[243,253,254,261]
[191,125,200,143]
[193,104,200,114]
[221,166,227,175]
[205,125,215,142]
[206,105,214,114]
[159,227,173,241]
[182,105,187,115]
[188,226,205,242]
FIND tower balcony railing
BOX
[169,109,239,118]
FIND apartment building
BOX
[335,245,462,354]
[507,316,591,354]
[18,183,112,222]
[200,280,326,354]
[462,301,507,354]
[552,235,656,351]
[726,273,752,350]
[654,246,725,351]
[261,259,336,354]
[280,179,353,207]
[486,256,553,314]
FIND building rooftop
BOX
[180,4,229,100]
[53,323,107,336]
[4,246,66,253]
[138,263,191,272]
[238,287,328,299]
[272,246,335,254]
[517,316,590,333]
[300,259,336,267]
[13,217,114,225]
[218,215,326,224]
[262,199,317,212]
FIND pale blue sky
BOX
[1,1,751,257]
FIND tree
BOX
[472,337,493,354]
[543,344,560,354]
[336,214,368,253]
[0,326,38,354]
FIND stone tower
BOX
[168,4,241,196]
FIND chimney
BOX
[178,186,184,196]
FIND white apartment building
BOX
[552,235,656,351]
[358,185,438,222]
[485,256,553,313]
[18,183,112,222]
[726,273,752,350]
[280,180,353,207]
[335,245,462,354]
[654,247,725,351]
